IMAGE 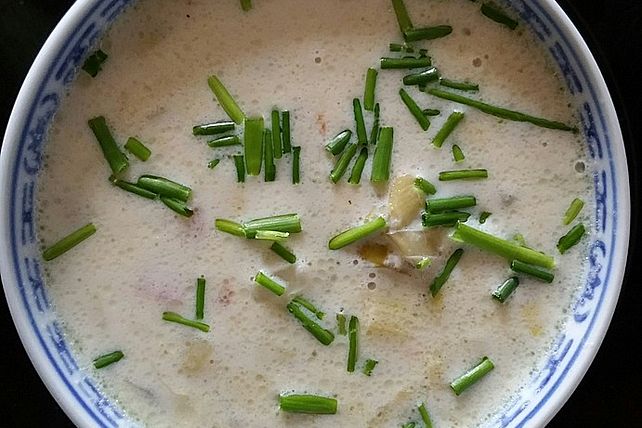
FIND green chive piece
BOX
[137,175,191,202]
[416,257,432,270]
[563,198,585,225]
[162,311,210,332]
[439,78,479,92]
[292,296,325,320]
[253,230,289,241]
[282,110,292,154]
[438,169,488,181]
[330,143,358,183]
[429,248,464,296]
[192,121,235,136]
[381,57,432,70]
[124,137,151,161]
[93,350,123,369]
[347,315,359,372]
[87,116,129,174]
[403,67,440,86]
[557,223,586,254]
[452,144,465,162]
[329,216,387,250]
[389,42,415,53]
[279,394,337,414]
[353,98,368,145]
[400,88,430,131]
[255,271,286,296]
[479,211,492,224]
[110,178,158,199]
[348,147,369,185]
[292,146,301,184]
[363,358,378,376]
[369,103,380,145]
[391,0,414,32]
[208,159,221,169]
[196,276,206,319]
[371,127,394,182]
[453,222,555,269]
[244,117,264,176]
[233,154,245,182]
[404,25,453,42]
[364,68,378,111]
[492,276,519,303]
[286,301,335,345]
[426,88,576,131]
[270,241,297,264]
[402,423,417,428]
[271,110,283,159]
[207,135,241,148]
[240,0,252,11]
[207,75,245,125]
[418,403,433,428]
[264,130,276,182]
[81,49,108,77]
[414,177,437,195]
[422,108,441,116]
[427,195,476,213]
[214,218,246,237]
[160,197,193,218]
[244,213,302,236]
[510,260,555,282]
[422,211,471,228]
[43,223,97,261]
[336,313,347,335]
[481,2,518,30]
[450,356,495,395]
[432,111,465,148]
[325,130,352,155]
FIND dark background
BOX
[1,1,640,426]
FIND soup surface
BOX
[38,0,591,426]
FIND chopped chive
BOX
[381,57,431,69]
[400,88,430,131]
[422,211,471,228]
[510,260,555,282]
[279,394,337,414]
[233,154,246,182]
[450,356,495,395]
[557,223,586,254]
[427,195,476,213]
[403,67,440,86]
[137,175,191,202]
[391,0,414,32]
[416,257,432,270]
[426,88,576,131]
[254,230,289,241]
[292,296,325,320]
[479,211,492,224]
[93,350,123,369]
[453,222,555,269]
[330,143,358,183]
[244,213,302,236]
[282,110,292,154]
[162,311,210,332]
[244,117,264,176]
[160,197,193,218]
[423,108,441,116]
[563,198,585,225]
[87,116,129,174]
[81,49,108,77]
[363,358,378,376]
[347,315,359,372]
[325,130,352,155]
[329,216,387,250]
[271,110,283,159]
[492,276,519,303]
[371,127,394,182]
[348,147,368,185]
[192,121,235,136]
[439,78,479,91]
[207,135,241,148]
[270,241,297,264]
[207,75,245,125]
[110,178,158,199]
[438,169,487,181]
[369,103,380,145]
[336,313,347,335]
[404,25,453,42]
[353,98,368,145]
[364,68,378,111]
[43,223,97,261]
[414,176,437,195]
[292,146,301,184]
[196,276,206,319]
[286,301,335,345]
[452,144,465,162]
[432,111,465,148]
[430,248,464,297]
[389,42,415,53]
[124,137,151,161]
[240,0,252,11]
[255,271,286,296]
[208,159,220,169]
[418,403,433,428]
[402,423,417,428]
[481,2,518,30]
[214,218,246,237]
[264,130,276,182]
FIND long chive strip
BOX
[348,147,368,185]
[369,103,380,145]
[363,358,378,376]
[438,169,488,181]
[325,130,352,155]
[196,277,206,319]
[137,175,192,202]
[329,216,387,250]
[347,315,359,372]
[371,127,394,182]
[389,42,415,53]
[292,146,301,184]
[82,49,108,77]
[292,296,325,320]
[429,248,463,296]
[453,222,555,269]
[87,116,129,174]
[279,394,337,414]
[381,57,431,70]
[207,135,241,148]
[240,0,252,11]
[192,121,235,136]
[330,143,358,183]
[432,111,465,148]
[510,260,555,283]
[124,137,151,161]
[391,0,414,32]
[439,78,479,92]
[364,68,378,111]
[452,144,465,162]
[336,313,347,335]
[426,88,576,131]
[93,350,123,369]
[254,230,289,241]
[563,198,585,225]
[111,178,158,199]
[479,211,492,224]
[255,271,286,296]
[264,130,276,182]
[233,154,246,182]
[422,211,471,228]
[43,223,97,261]
[427,195,476,213]
[214,218,246,237]
[481,2,518,30]
[557,223,586,254]
[492,276,519,303]
[271,110,283,159]
[244,117,264,176]
[207,75,245,124]
[404,25,453,42]
[400,88,430,131]
[162,311,210,332]
[282,110,292,154]
[416,257,432,270]
[353,98,368,145]
[286,301,335,345]
[418,403,433,428]
[403,67,440,86]
[415,176,437,195]
[450,356,495,395]
[244,213,302,236]
[160,197,193,218]
[423,108,441,116]
[270,241,297,264]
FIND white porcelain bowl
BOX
[0,1,629,426]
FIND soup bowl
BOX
[0,0,630,426]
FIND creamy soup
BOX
[37,0,591,426]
